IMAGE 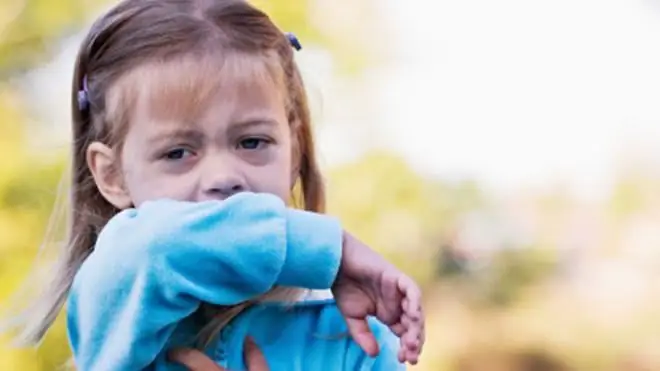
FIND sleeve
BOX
[66,192,343,371]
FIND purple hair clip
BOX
[78,76,89,111]
[286,32,302,51]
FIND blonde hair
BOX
[5,0,326,348]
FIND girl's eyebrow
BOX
[226,118,281,138]
[144,118,281,147]
[146,128,205,146]
[232,118,279,130]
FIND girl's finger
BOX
[400,342,420,366]
[419,318,426,347]
[397,346,406,363]
[381,271,403,325]
[168,348,226,371]
[390,322,406,337]
[401,315,423,354]
[406,349,420,365]
[244,337,270,371]
[398,277,422,321]
[345,317,379,357]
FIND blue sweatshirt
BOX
[67,193,404,371]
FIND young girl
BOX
[8,0,425,369]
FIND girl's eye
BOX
[239,138,269,150]
[164,148,193,160]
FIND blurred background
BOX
[2,0,660,370]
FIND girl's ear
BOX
[86,141,132,209]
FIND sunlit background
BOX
[2,0,660,370]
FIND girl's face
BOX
[88,56,294,208]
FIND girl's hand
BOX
[332,232,425,365]
[168,337,268,371]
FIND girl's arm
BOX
[67,192,342,371]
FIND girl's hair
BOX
[11,0,325,346]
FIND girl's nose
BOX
[200,154,249,201]
[205,176,246,200]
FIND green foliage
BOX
[436,245,560,309]
[251,0,320,39]
[0,86,69,368]
[250,0,382,74]
[477,247,558,307]
[609,174,648,218]
[0,0,99,77]
[326,151,489,287]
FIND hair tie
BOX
[78,76,89,111]
[286,32,302,51]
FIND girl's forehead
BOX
[106,52,286,125]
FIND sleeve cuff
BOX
[277,209,343,289]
